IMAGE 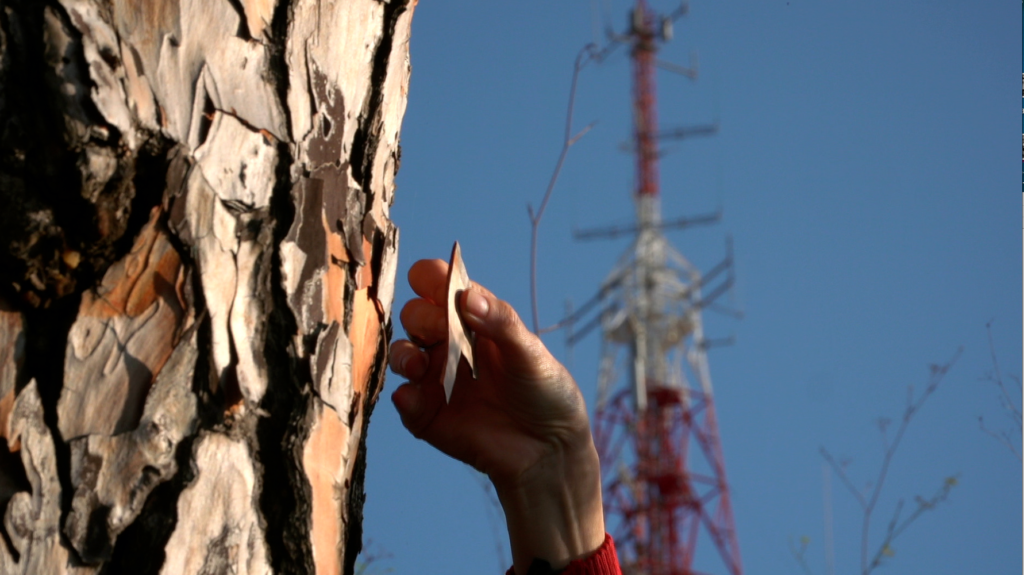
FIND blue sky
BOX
[362,2,1022,574]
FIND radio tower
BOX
[566,2,742,574]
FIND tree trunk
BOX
[0,0,413,573]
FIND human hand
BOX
[389,258,604,572]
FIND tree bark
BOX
[0,0,413,573]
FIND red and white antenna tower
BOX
[565,2,742,573]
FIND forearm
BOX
[497,439,606,574]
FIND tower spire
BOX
[632,0,661,201]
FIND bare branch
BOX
[354,539,394,575]
[870,497,905,571]
[816,348,962,575]
[857,348,960,574]
[820,447,867,510]
[865,477,957,573]
[528,43,609,333]
[984,321,1019,420]
[978,416,1022,461]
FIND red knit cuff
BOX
[505,534,620,575]
[562,534,619,575]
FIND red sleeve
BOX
[506,534,621,575]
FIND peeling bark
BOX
[58,207,190,441]
[64,326,199,563]
[1,380,92,574]
[0,0,413,572]
[160,432,270,575]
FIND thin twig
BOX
[528,43,606,334]
[887,477,957,543]
[984,321,1020,423]
[354,539,394,575]
[978,321,1022,460]
[820,448,867,510]
[788,536,817,575]
[978,416,1022,461]
[865,476,957,572]
[818,348,962,575]
[856,348,960,574]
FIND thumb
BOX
[460,288,532,348]
[460,288,552,375]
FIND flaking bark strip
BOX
[158,432,271,574]
[344,4,408,572]
[350,0,409,198]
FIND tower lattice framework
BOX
[572,3,743,574]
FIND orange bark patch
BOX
[349,287,381,397]
[323,226,347,325]
[302,402,350,575]
[355,238,374,291]
[349,234,381,397]
[81,207,185,322]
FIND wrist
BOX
[496,435,605,574]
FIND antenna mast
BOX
[575,2,743,573]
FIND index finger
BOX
[408,259,449,304]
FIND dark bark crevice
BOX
[0,0,83,307]
[350,0,409,197]
[0,1,153,309]
[255,1,316,567]
[257,146,316,572]
[109,135,175,266]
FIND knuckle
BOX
[399,300,418,326]
[495,299,524,331]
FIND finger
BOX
[391,380,445,439]
[391,362,480,467]
[399,298,447,346]
[408,259,449,304]
[389,340,429,380]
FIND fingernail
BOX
[464,290,489,323]
[398,353,409,374]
